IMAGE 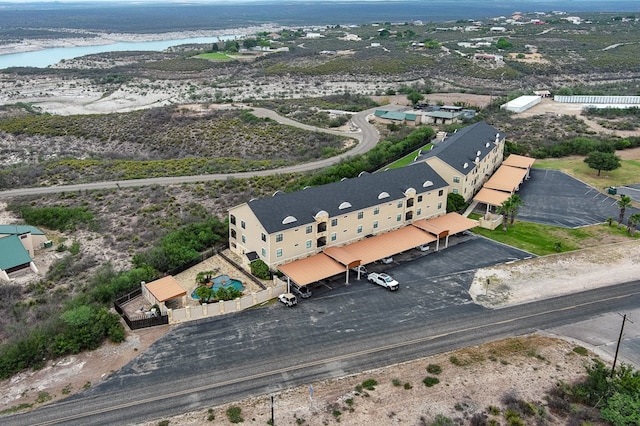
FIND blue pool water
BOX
[191,275,244,299]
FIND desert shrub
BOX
[392,378,402,386]
[426,364,442,374]
[19,205,94,232]
[423,376,440,387]
[362,378,378,390]
[226,406,244,423]
[572,346,589,356]
[404,382,412,390]
[430,414,453,426]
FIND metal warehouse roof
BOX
[0,235,32,270]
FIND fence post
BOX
[186,305,191,319]
[167,308,173,323]
[202,303,208,316]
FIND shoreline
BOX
[0,24,280,57]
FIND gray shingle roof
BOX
[247,162,448,234]
[416,121,503,175]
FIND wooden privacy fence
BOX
[168,280,286,324]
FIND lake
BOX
[0,36,238,69]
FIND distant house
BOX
[0,224,47,280]
[374,109,419,126]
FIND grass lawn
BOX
[533,157,640,190]
[195,52,233,60]
[471,220,638,256]
[386,143,433,169]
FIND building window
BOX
[241,235,246,243]
[417,208,422,216]
[230,229,237,239]
[261,248,266,257]
[452,188,459,194]
[373,221,378,229]
[396,214,402,222]
[397,201,403,208]
[276,233,283,242]
[358,211,364,220]
[417,195,423,202]
[306,240,312,249]
[374,207,380,215]
[453,176,460,183]
[276,248,283,258]
[230,215,236,225]
[357,225,363,234]
[241,220,246,229]
[437,202,442,209]
[331,218,338,226]
[331,232,337,241]
[438,189,444,197]
[261,233,266,242]
[306,225,313,234]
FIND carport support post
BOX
[286,277,290,293]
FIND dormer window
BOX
[339,201,352,210]
[476,150,481,156]
[282,216,297,225]
[463,162,469,169]
[378,192,390,199]
[423,180,433,188]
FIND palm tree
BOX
[508,194,523,225]
[617,195,633,228]
[627,213,640,236]
[498,197,513,232]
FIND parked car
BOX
[351,265,368,275]
[278,293,298,307]
[367,272,399,291]
[291,283,312,299]
[415,244,430,252]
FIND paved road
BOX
[0,107,381,199]
[4,238,639,426]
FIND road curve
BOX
[0,107,381,199]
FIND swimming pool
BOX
[191,274,245,299]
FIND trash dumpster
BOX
[608,187,617,195]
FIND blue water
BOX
[0,35,238,69]
[191,275,245,300]
[1,1,638,69]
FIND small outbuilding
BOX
[500,95,541,113]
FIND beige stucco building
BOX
[229,162,449,268]
[416,121,505,201]
[228,121,505,270]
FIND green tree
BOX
[446,193,466,213]
[224,40,239,52]
[250,259,271,279]
[407,91,424,106]
[601,392,640,426]
[242,38,258,49]
[584,151,621,176]
[626,212,640,236]
[617,194,633,227]
[498,197,513,232]
[507,194,523,225]
[496,38,513,50]
[195,286,214,303]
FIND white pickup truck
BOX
[367,272,399,291]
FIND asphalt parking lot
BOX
[517,169,640,228]
[617,183,640,203]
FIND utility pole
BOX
[270,394,275,426]
[611,314,634,377]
